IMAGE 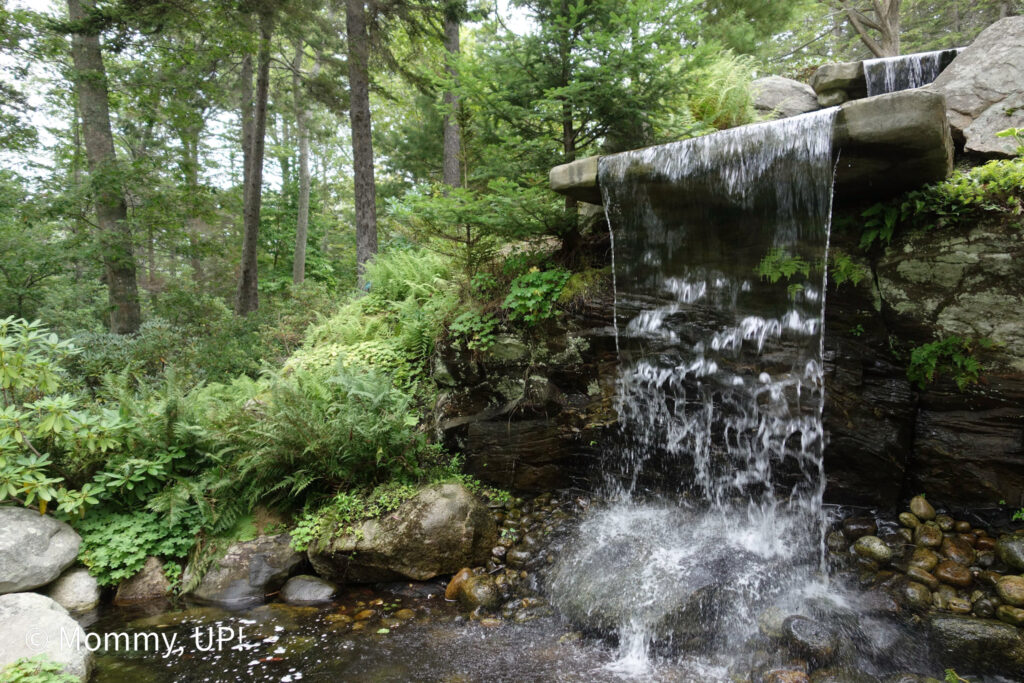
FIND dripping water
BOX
[549,109,841,679]
[864,47,962,96]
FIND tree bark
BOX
[346,0,378,283]
[292,44,319,285]
[838,0,901,57]
[236,12,273,315]
[67,0,141,334]
[442,5,462,188]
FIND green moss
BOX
[557,267,611,309]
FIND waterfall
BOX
[548,109,840,678]
[864,48,962,96]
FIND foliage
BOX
[684,51,758,131]
[503,267,571,325]
[906,336,994,392]
[829,248,870,288]
[0,656,78,683]
[859,155,1024,250]
[755,248,811,284]
[75,507,200,587]
[449,310,499,351]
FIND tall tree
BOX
[345,0,377,281]
[236,6,275,315]
[833,0,902,56]
[442,1,463,188]
[291,41,320,284]
[66,0,141,333]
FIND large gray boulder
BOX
[44,567,100,612]
[308,483,497,583]
[927,614,1024,675]
[928,16,1024,156]
[752,76,820,119]
[0,507,81,594]
[0,592,93,681]
[185,534,302,608]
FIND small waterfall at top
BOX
[548,109,841,680]
[864,48,962,96]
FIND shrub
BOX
[907,336,994,391]
[0,656,78,683]
[503,267,571,324]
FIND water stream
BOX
[548,109,841,677]
[864,48,962,96]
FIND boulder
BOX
[997,535,1024,571]
[751,76,820,119]
[280,574,337,605]
[927,16,1024,156]
[549,156,601,204]
[811,61,866,98]
[927,614,1024,675]
[43,567,100,612]
[308,483,497,583]
[114,556,171,605]
[0,507,81,594]
[0,592,92,681]
[186,534,302,607]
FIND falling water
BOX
[864,48,962,96]
[548,109,841,679]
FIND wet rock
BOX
[978,570,1002,587]
[758,606,788,639]
[394,608,416,620]
[354,609,376,621]
[281,575,337,605]
[934,560,973,588]
[0,592,92,681]
[826,531,848,552]
[853,536,892,564]
[309,484,498,583]
[913,523,943,548]
[948,597,973,614]
[491,545,507,561]
[935,514,955,532]
[898,513,920,529]
[0,507,81,594]
[973,598,996,618]
[996,575,1024,606]
[43,567,100,612]
[811,668,879,683]
[458,574,501,611]
[843,517,878,540]
[445,568,473,600]
[900,580,933,610]
[909,547,939,572]
[954,521,972,533]
[115,556,171,605]
[765,671,810,683]
[782,615,838,664]
[881,676,942,683]
[997,604,1024,626]
[505,548,532,568]
[906,567,939,591]
[927,614,1024,674]
[940,537,976,567]
[996,535,1024,570]
[909,495,936,521]
[186,534,302,607]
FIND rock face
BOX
[114,556,171,605]
[927,614,1024,674]
[927,16,1024,157]
[811,61,866,105]
[751,76,820,119]
[0,592,93,681]
[186,534,302,607]
[44,567,100,612]
[0,507,81,594]
[308,483,497,583]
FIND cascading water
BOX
[864,48,962,96]
[548,109,843,679]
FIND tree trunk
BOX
[442,5,462,188]
[67,0,141,334]
[236,12,273,316]
[292,44,319,285]
[346,0,378,283]
[838,0,901,57]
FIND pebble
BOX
[973,598,996,618]
[909,548,939,572]
[914,522,943,548]
[354,609,376,621]
[996,535,1024,570]
[782,615,837,664]
[934,560,973,588]
[940,536,976,567]
[506,548,532,568]
[906,567,939,590]
[995,575,1024,606]
[954,521,972,533]
[765,671,810,683]
[479,618,502,628]
[947,597,973,614]
[996,604,1024,627]
[394,609,416,620]
[826,531,848,552]
[935,514,955,532]
[976,537,996,551]
[898,512,921,529]
[978,570,1003,587]
[853,536,892,564]
[901,581,933,610]
[445,568,473,600]
[909,495,936,521]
